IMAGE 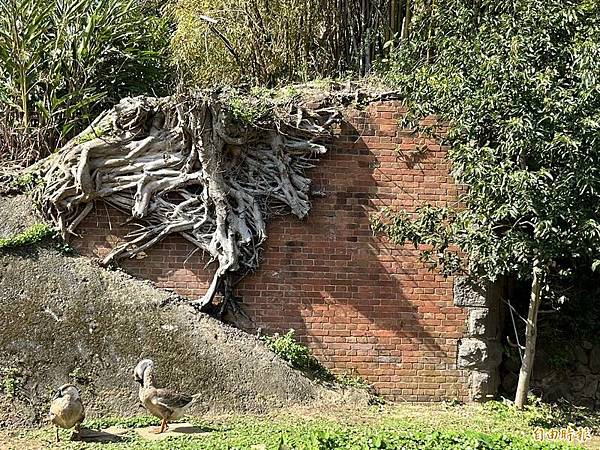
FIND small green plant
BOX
[9,171,45,193]
[74,118,113,144]
[13,173,34,189]
[69,367,92,385]
[55,241,75,255]
[262,329,334,381]
[227,94,270,125]
[0,223,53,250]
[2,367,22,399]
[335,372,370,388]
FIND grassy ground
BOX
[1,402,598,450]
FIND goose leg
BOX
[152,418,167,434]
[159,418,167,434]
[55,427,59,442]
[72,422,82,441]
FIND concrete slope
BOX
[0,195,359,426]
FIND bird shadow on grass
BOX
[78,427,128,443]
[168,425,215,434]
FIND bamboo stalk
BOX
[402,0,412,41]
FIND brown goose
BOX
[49,384,85,442]
[133,359,196,433]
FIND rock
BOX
[453,277,489,307]
[533,350,555,380]
[467,306,500,338]
[135,423,210,441]
[470,370,498,400]
[574,345,588,366]
[575,364,591,376]
[535,370,561,391]
[0,195,42,239]
[79,427,129,443]
[467,308,489,336]
[590,345,600,374]
[538,376,572,402]
[541,381,571,403]
[501,371,518,394]
[571,375,586,392]
[581,376,598,398]
[457,338,502,369]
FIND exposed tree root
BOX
[27,90,348,314]
[28,87,400,315]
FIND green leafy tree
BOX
[376,0,600,408]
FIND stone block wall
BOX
[454,277,503,400]
[502,340,600,409]
[74,101,486,402]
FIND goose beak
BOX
[52,389,61,400]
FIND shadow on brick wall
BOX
[74,104,468,401]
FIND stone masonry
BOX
[454,277,503,400]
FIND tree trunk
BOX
[514,263,544,408]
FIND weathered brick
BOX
[74,102,469,403]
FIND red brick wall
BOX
[74,101,469,402]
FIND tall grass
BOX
[0,0,172,167]
[171,0,422,88]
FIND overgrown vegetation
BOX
[0,0,172,167]
[171,0,419,87]
[372,0,600,407]
[0,223,53,250]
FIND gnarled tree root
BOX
[32,91,343,315]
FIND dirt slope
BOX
[0,195,363,427]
